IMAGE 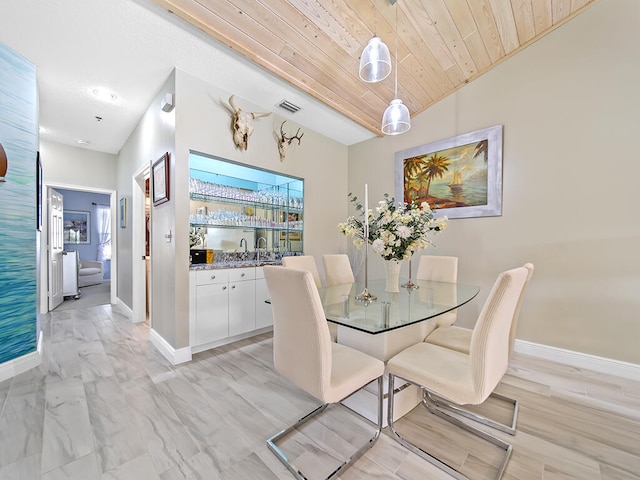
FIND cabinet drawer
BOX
[229,267,255,282]
[196,269,229,285]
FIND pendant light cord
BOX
[394,3,398,98]
[373,0,377,35]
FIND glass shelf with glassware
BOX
[189,153,304,254]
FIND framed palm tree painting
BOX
[395,125,503,219]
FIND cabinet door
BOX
[255,277,273,329]
[228,280,256,336]
[196,283,229,344]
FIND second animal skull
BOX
[228,95,271,150]
[277,121,304,160]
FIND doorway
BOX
[41,183,117,313]
[132,164,151,325]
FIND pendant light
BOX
[359,3,391,83]
[381,1,411,135]
[359,36,391,82]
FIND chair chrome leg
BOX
[424,390,519,435]
[388,374,512,480]
[422,392,512,479]
[267,376,384,480]
[388,374,468,480]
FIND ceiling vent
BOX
[277,100,301,113]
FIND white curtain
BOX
[97,205,111,261]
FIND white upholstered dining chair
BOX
[322,254,355,286]
[423,263,534,435]
[425,263,534,357]
[263,266,384,480]
[387,265,530,480]
[281,255,322,289]
[415,255,458,327]
[281,255,339,342]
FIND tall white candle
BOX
[364,184,369,229]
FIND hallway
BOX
[53,282,111,312]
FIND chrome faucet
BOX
[256,236,267,263]
[239,238,248,252]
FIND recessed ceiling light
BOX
[91,88,118,102]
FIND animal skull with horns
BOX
[228,95,271,151]
[277,121,304,161]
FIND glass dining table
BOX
[319,279,480,335]
[317,278,480,425]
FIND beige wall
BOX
[175,69,349,261]
[40,141,117,189]
[348,0,640,364]
[171,69,349,348]
[116,73,176,343]
[116,68,349,349]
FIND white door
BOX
[48,188,64,310]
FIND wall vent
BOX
[277,100,301,113]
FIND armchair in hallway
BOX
[78,259,104,287]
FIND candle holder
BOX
[356,218,377,303]
[402,258,419,290]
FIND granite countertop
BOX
[188,250,297,270]
[190,260,282,271]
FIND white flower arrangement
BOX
[338,193,448,262]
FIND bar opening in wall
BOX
[189,151,304,259]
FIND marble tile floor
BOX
[0,303,639,479]
[53,282,111,312]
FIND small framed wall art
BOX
[152,152,170,206]
[63,210,90,244]
[119,197,126,228]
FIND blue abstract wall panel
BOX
[0,42,38,364]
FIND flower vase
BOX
[385,260,401,293]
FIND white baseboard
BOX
[514,339,640,382]
[114,297,133,317]
[190,326,273,355]
[149,328,192,365]
[0,331,43,383]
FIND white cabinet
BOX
[190,266,269,352]
[228,268,256,337]
[194,269,229,345]
[255,267,273,329]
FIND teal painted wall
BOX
[0,42,38,364]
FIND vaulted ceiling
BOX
[152,0,598,136]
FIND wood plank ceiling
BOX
[151,0,599,136]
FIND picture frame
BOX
[36,151,42,231]
[119,197,126,228]
[63,210,90,244]
[395,125,503,219]
[152,152,170,206]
